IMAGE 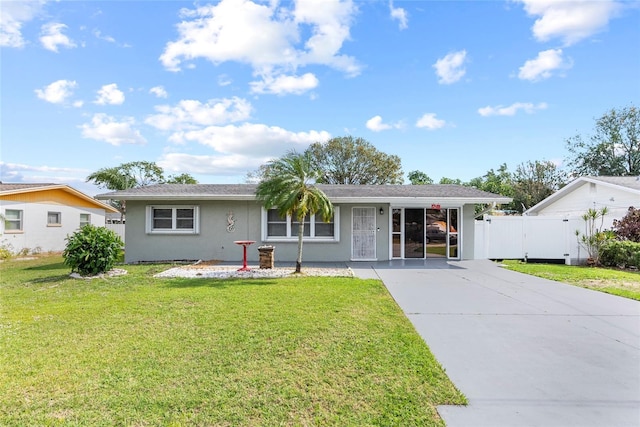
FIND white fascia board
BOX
[96,194,257,201]
[588,178,640,195]
[524,178,588,215]
[329,197,512,205]
[96,194,512,205]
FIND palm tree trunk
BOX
[296,218,304,273]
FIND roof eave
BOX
[95,194,257,201]
[95,194,511,205]
[2,184,119,213]
[331,196,512,205]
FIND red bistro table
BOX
[233,240,256,271]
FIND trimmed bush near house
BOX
[600,241,640,269]
[63,225,124,276]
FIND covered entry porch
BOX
[391,207,460,260]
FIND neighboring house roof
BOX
[95,183,512,205]
[0,183,119,213]
[524,176,640,215]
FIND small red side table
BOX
[234,240,256,271]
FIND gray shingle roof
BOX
[0,183,58,193]
[95,183,511,203]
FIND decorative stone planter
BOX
[258,245,275,269]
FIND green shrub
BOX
[0,242,13,260]
[63,225,124,276]
[600,240,640,269]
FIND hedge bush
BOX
[600,240,640,269]
[63,225,124,276]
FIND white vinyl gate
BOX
[105,223,125,242]
[475,215,586,264]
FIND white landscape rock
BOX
[154,265,353,279]
[70,268,128,279]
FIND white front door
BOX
[352,207,376,260]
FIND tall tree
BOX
[566,105,640,176]
[87,161,165,190]
[512,160,566,211]
[255,151,334,273]
[407,170,434,185]
[468,164,516,213]
[87,161,197,217]
[439,177,463,185]
[166,173,198,184]
[306,136,403,184]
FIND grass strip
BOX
[501,260,640,301]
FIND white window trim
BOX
[47,211,62,227]
[79,213,91,228]
[261,207,340,243]
[3,209,23,233]
[145,205,200,234]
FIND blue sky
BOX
[1,0,639,196]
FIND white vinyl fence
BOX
[106,223,125,243]
[475,215,590,265]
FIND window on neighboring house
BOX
[47,211,61,226]
[80,213,91,228]
[145,206,199,234]
[4,209,23,232]
[263,208,339,242]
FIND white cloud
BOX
[478,102,548,117]
[250,72,319,95]
[95,83,125,105]
[35,79,77,104]
[149,86,168,98]
[40,22,76,52]
[518,49,571,81]
[366,115,403,132]
[145,97,252,132]
[93,29,116,43]
[389,1,408,30]
[158,152,271,177]
[366,116,391,132]
[416,113,446,130]
[0,161,100,195]
[172,123,330,157]
[218,74,232,86]
[159,0,360,90]
[433,50,467,84]
[0,0,45,48]
[80,113,146,146]
[518,0,621,46]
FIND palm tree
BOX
[255,151,334,273]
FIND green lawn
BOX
[0,256,464,426]
[501,260,640,301]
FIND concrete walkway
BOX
[349,259,640,427]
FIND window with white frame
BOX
[47,211,61,226]
[263,208,339,241]
[4,209,23,232]
[145,206,199,234]
[80,213,91,228]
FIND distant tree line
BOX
[88,104,637,217]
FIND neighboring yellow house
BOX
[0,183,119,254]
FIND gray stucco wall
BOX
[124,201,391,264]
[125,200,262,263]
[123,200,477,263]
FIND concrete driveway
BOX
[350,259,640,427]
